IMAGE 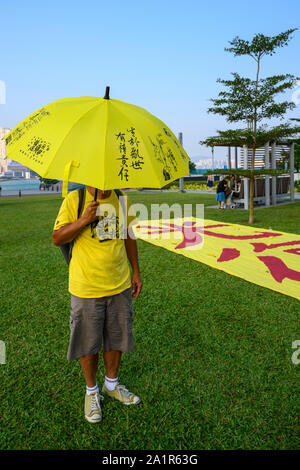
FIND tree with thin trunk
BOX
[202,28,300,223]
[189,159,196,172]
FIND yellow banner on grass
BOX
[134,218,300,301]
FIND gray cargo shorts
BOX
[67,287,135,360]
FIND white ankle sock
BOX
[105,376,118,391]
[86,384,99,396]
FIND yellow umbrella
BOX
[3,87,190,196]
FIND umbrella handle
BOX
[62,160,80,197]
[94,189,98,201]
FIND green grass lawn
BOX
[0,193,299,450]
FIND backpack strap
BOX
[77,186,86,219]
[78,188,125,222]
[59,187,86,265]
[114,189,127,214]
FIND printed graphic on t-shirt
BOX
[90,212,125,241]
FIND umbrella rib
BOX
[44,99,104,179]
[102,99,109,189]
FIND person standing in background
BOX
[206,175,213,191]
[216,176,230,209]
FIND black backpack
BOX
[60,187,124,265]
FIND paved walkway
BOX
[134,189,216,194]
[206,194,300,209]
[0,188,216,197]
[1,188,299,203]
[0,189,60,197]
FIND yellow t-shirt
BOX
[53,189,134,298]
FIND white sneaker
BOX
[102,384,141,405]
[84,392,104,423]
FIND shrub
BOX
[164,181,218,190]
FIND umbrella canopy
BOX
[3,87,190,195]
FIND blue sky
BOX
[1,0,300,162]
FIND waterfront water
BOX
[0,178,40,191]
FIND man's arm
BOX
[52,201,99,246]
[125,230,143,299]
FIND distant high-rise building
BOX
[240,145,289,169]
[195,158,235,170]
[0,128,10,173]
[0,127,37,178]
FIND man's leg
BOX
[80,353,103,423]
[68,295,106,423]
[103,350,122,379]
[80,353,99,388]
[102,349,140,404]
[100,289,140,404]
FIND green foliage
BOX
[225,29,298,58]
[203,28,300,145]
[189,159,196,171]
[162,179,179,189]
[208,73,297,123]
[167,181,218,190]
[200,124,300,148]
[204,168,288,178]
[202,28,299,222]
[39,177,59,187]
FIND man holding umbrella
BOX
[53,185,143,424]
[4,88,189,423]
